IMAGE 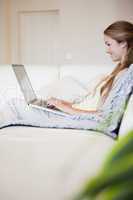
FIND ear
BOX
[120,41,128,48]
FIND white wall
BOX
[59,0,133,65]
[0,0,7,63]
[0,0,133,65]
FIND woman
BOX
[0,21,133,138]
[47,20,133,114]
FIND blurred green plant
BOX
[74,130,133,200]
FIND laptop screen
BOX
[12,64,37,103]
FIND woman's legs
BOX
[0,98,52,128]
[0,98,99,130]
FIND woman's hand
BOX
[47,97,98,114]
[47,97,63,108]
[47,97,77,114]
[47,97,74,113]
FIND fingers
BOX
[47,97,59,107]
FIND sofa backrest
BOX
[0,65,60,101]
[0,64,114,99]
[59,65,113,85]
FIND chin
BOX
[111,57,120,62]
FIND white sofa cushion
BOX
[0,126,115,200]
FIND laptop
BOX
[12,64,69,116]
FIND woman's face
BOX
[104,34,127,63]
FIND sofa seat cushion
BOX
[0,126,115,200]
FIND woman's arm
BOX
[47,74,109,114]
[47,97,98,114]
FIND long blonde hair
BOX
[100,21,133,101]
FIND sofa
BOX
[0,64,132,200]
